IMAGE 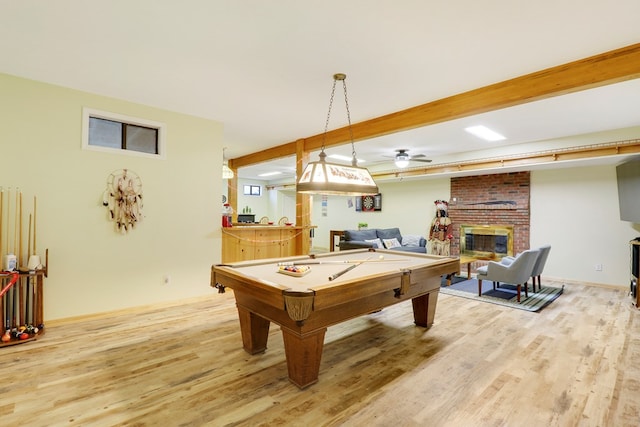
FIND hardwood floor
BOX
[1,280,638,426]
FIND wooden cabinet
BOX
[222,226,315,263]
[255,229,281,260]
[222,231,251,262]
[280,228,296,257]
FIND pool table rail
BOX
[210,250,459,388]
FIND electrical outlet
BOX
[163,275,171,284]
[595,264,603,271]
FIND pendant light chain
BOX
[321,77,340,155]
[339,77,358,166]
[321,74,358,166]
[296,73,378,196]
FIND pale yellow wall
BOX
[311,178,451,250]
[2,73,636,326]
[0,73,223,320]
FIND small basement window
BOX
[243,185,262,196]
[82,108,166,159]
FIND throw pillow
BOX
[365,238,384,249]
[402,234,422,247]
[377,227,402,242]
[382,238,401,249]
[344,229,378,241]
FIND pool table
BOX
[210,249,459,388]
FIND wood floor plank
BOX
[0,281,638,426]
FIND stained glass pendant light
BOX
[297,74,378,196]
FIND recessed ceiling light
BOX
[465,125,506,142]
[258,171,282,177]
[327,154,366,163]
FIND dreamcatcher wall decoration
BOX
[102,169,144,233]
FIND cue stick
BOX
[18,191,23,268]
[33,195,37,256]
[278,258,408,266]
[26,214,32,324]
[328,256,372,281]
[13,189,18,259]
[27,214,31,265]
[0,187,3,259]
[5,188,10,260]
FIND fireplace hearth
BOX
[460,224,514,260]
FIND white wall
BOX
[234,178,270,220]
[308,166,639,287]
[230,183,296,224]
[531,165,640,286]
[0,73,223,320]
[271,189,297,224]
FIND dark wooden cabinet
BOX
[631,240,640,309]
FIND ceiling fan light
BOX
[395,152,410,168]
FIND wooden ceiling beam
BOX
[231,43,640,168]
[371,139,640,180]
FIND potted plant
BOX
[358,222,368,230]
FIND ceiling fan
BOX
[389,149,432,168]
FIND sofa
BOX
[338,227,427,253]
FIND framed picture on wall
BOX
[355,196,362,212]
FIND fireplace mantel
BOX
[451,202,518,210]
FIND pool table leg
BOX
[281,327,327,389]
[237,305,270,354]
[411,290,439,327]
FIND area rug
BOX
[440,277,563,312]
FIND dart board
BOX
[362,195,375,211]
[358,194,382,212]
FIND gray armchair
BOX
[530,245,551,291]
[500,245,551,292]
[476,249,540,302]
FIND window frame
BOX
[82,107,167,159]
[243,185,262,196]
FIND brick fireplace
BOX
[459,224,514,259]
[448,171,530,259]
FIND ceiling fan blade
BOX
[381,150,432,164]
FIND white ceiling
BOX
[1,1,639,181]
